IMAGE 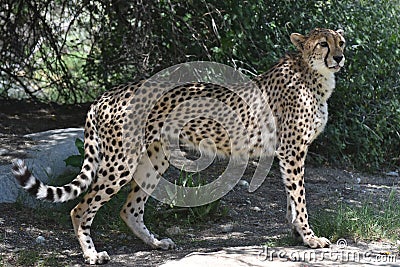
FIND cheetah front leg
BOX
[278,146,331,248]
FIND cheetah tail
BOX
[11,159,93,203]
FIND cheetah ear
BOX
[290,33,306,51]
[336,29,345,36]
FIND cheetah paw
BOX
[84,251,110,265]
[305,236,331,248]
[153,238,176,250]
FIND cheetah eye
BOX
[319,42,329,48]
[339,41,345,47]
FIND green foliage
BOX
[312,189,400,242]
[264,234,302,247]
[143,170,227,230]
[167,170,224,224]
[16,250,40,266]
[64,138,84,168]
[2,0,398,169]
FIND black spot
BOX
[136,197,142,203]
[64,185,72,193]
[56,188,63,199]
[81,225,90,230]
[291,183,297,190]
[46,188,54,201]
[14,168,31,186]
[106,188,114,195]
[81,173,89,180]
[72,180,81,187]
[120,171,130,178]
[95,195,101,202]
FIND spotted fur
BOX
[12,28,345,264]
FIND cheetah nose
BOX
[333,56,343,63]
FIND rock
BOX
[0,128,84,204]
[250,206,262,212]
[0,166,20,203]
[385,171,399,177]
[0,148,10,156]
[166,226,182,235]
[35,235,46,245]
[23,128,84,181]
[238,180,249,188]
[220,224,234,233]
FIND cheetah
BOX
[12,28,345,264]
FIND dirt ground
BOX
[0,100,399,266]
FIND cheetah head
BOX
[290,28,346,73]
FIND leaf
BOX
[64,155,83,168]
[75,138,85,157]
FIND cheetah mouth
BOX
[328,65,341,71]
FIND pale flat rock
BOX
[160,245,400,267]
[0,128,83,204]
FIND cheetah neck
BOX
[295,53,336,103]
[313,70,336,103]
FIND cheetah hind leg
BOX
[120,143,175,250]
[71,183,114,264]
